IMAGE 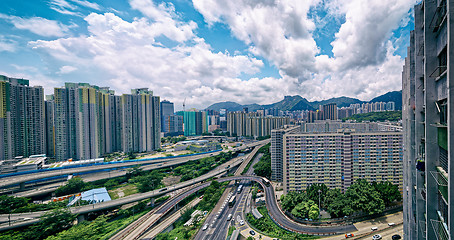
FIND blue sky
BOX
[0,0,418,110]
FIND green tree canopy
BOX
[345,179,385,215]
[372,181,402,206]
[55,178,86,197]
[306,183,329,207]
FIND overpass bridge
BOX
[0,140,269,190]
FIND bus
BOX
[228,195,236,207]
[262,178,271,187]
[237,185,243,194]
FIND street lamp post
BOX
[318,189,321,221]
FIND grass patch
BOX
[246,206,319,240]
[108,184,138,200]
[227,226,236,237]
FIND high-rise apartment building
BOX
[44,95,55,158]
[402,1,453,239]
[121,88,160,153]
[182,110,206,136]
[282,129,403,193]
[54,83,103,161]
[0,76,45,160]
[160,100,174,133]
[271,125,301,182]
[322,103,337,120]
[227,112,291,137]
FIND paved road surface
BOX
[0,139,269,189]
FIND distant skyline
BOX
[0,0,418,110]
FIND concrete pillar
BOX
[19,182,25,190]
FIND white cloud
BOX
[329,0,417,70]
[70,0,101,10]
[57,65,77,74]
[192,0,415,102]
[0,36,16,52]
[29,11,264,108]
[49,0,82,16]
[193,0,320,79]
[24,0,417,109]
[0,14,70,37]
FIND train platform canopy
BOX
[81,187,111,203]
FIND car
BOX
[202,224,208,231]
[227,214,233,221]
[249,230,255,235]
[372,234,382,240]
[392,234,402,240]
[388,222,395,226]
[239,220,245,225]
[371,226,378,231]
[345,233,354,238]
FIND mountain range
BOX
[205,90,402,112]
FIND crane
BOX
[183,97,186,112]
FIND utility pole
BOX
[318,189,321,221]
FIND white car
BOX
[202,224,208,231]
[372,234,382,240]
[388,222,395,226]
[239,220,245,226]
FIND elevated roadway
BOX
[108,143,265,240]
[0,140,269,190]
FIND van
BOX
[371,227,378,231]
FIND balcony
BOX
[429,65,447,79]
[430,219,449,240]
[420,187,427,201]
[429,0,447,33]
[431,167,448,202]
[419,220,427,238]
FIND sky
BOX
[0,0,418,110]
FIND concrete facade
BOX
[283,129,403,193]
[0,76,45,160]
[402,1,453,239]
[271,125,301,182]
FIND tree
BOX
[127,151,136,159]
[280,191,307,212]
[306,183,329,207]
[372,181,402,206]
[0,195,29,214]
[126,165,144,178]
[290,200,318,220]
[324,188,349,218]
[345,179,385,215]
[55,178,86,197]
[33,209,76,240]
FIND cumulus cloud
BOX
[0,14,70,37]
[193,0,319,79]
[57,65,77,74]
[24,0,417,109]
[192,0,415,102]
[29,10,266,108]
[0,36,16,52]
[329,0,418,70]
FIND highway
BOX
[1,177,357,236]
[0,154,246,228]
[109,143,266,240]
[193,152,263,240]
[0,139,268,189]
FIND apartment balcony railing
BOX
[438,194,449,226]
[430,219,450,240]
[439,148,448,173]
[420,187,427,201]
[419,220,427,238]
[429,0,447,32]
[429,65,447,79]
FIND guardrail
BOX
[0,150,223,179]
